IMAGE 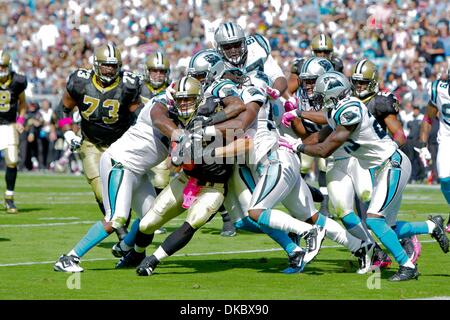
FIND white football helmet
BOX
[187,49,225,88]
[313,71,353,109]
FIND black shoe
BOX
[282,250,306,274]
[4,196,18,214]
[111,242,130,258]
[353,242,375,274]
[221,221,236,237]
[136,255,159,276]
[388,265,419,282]
[115,226,128,241]
[446,214,450,233]
[306,184,324,203]
[428,215,449,253]
[115,249,145,269]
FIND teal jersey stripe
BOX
[431,80,439,105]
[380,152,402,211]
[239,165,256,192]
[108,166,124,217]
[254,161,282,206]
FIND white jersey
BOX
[224,33,284,83]
[428,79,450,143]
[205,78,240,99]
[327,96,397,169]
[105,95,169,175]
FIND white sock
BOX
[5,190,14,197]
[268,209,313,236]
[68,249,79,258]
[402,258,415,269]
[153,246,169,262]
[319,187,328,195]
[324,217,362,252]
[426,220,436,233]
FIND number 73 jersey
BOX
[327,96,397,169]
[66,68,141,146]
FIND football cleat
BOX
[303,226,326,264]
[388,265,419,282]
[354,242,375,274]
[428,215,449,253]
[282,249,306,274]
[54,254,84,273]
[372,244,392,269]
[115,249,145,269]
[400,236,421,264]
[155,227,167,235]
[446,214,449,233]
[220,221,237,237]
[4,196,18,214]
[111,242,130,258]
[136,255,159,276]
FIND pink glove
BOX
[281,110,298,127]
[283,96,299,112]
[266,86,281,100]
[278,135,302,152]
[182,177,202,209]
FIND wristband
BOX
[16,116,25,126]
[203,125,216,137]
[58,117,73,129]
[423,115,432,125]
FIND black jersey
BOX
[170,96,233,184]
[138,81,167,115]
[365,91,400,131]
[0,72,27,125]
[290,57,306,75]
[66,68,141,146]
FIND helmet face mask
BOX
[351,59,379,99]
[145,52,170,89]
[172,77,203,124]
[214,22,247,66]
[93,44,122,85]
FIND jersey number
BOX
[81,95,120,124]
[0,90,11,112]
[368,111,387,139]
[344,139,360,154]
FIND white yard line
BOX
[0,240,436,268]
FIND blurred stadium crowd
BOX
[1,0,449,182]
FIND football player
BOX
[140,51,172,235]
[59,43,141,240]
[310,33,344,73]
[284,56,335,218]
[0,50,27,213]
[350,58,419,265]
[54,92,170,272]
[418,67,450,234]
[286,71,449,281]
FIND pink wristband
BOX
[16,116,25,126]
[423,115,432,125]
[58,117,73,129]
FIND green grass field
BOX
[0,172,448,300]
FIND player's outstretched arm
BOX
[301,124,355,158]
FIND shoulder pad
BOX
[66,69,91,98]
[334,102,362,126]
[12,72,27,91]
[252,33,271,56]
[374,92,399,114]
[121,71,141,102]
[210,79,238,98]
[428,80,440,106]
[240,86,266,105]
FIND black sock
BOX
[135,230,154,249]
[318,170,327,188]
[161,222,196,256]
[5,166,17,192]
